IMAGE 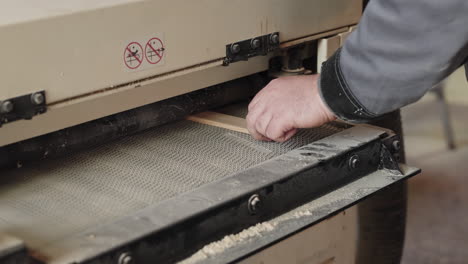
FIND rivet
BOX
[392,140,401,151]
[230,43,241,54]
[31,93,45,105]
[270,33,280,44]
[0,101,13,114]
[118,252,133,264]
[248,194,263,214]
[348,155,360,170]
[251,38,261,49]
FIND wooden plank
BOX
[186,112,249,134]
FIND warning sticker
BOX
[145,38,165,65]
[124,42,144,69]
[123,35,165,72]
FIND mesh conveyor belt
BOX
[0,115,345,253]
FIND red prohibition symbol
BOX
[124,42,144,69]
[145,38,165,64]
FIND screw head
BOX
[118,253,133,264]
[230,43,241,54]
[348,155,360,170]
[31,93,45,105]
[248,194,262,214]
[270,33,280,44]
[392,140,401,151]
[251,38,261,49]
[0,101,13,114]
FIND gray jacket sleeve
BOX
[319,0,468,122]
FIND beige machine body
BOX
[0,1,363,263]
[0,3,422,264]
[0,0,361,146]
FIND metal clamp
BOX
[223,32,280,66]
[0,91,47,126]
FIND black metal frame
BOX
[0,91,46,126]
[223,33,280,66]
[26,125,419,264]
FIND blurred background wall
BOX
[402,67,468,264]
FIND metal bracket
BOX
[223,32,280,66]
[380,133,402,162]
[0,91,47,127]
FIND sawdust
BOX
[179,193,345,264]
[179,205,322,264]
[179,169,403,264]
[178,222,276,264]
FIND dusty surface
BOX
[178,223,277,264]
[401,68,468,264]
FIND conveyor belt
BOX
[0,112,346,255]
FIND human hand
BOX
[246,74,336,142]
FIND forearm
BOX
[320,0,468,122]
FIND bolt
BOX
[118,252,133,264]
[0,101,13,114]
[348,155,360,170]
[392,140,401,151]
[222,57,231,66]
[230,43,241,54]
[248,194,262,214]
[31,93,45,105]
[270,33,280,44]
[394,153,401,162]
[251,38,261,49]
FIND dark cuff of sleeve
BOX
[319,48,377,123]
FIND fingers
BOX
[255,113,273,139]
[247,106,296,142]
[282,129,298,142]
[264,119,296,142]
[247,106,271,141]
[247,78,299,142]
